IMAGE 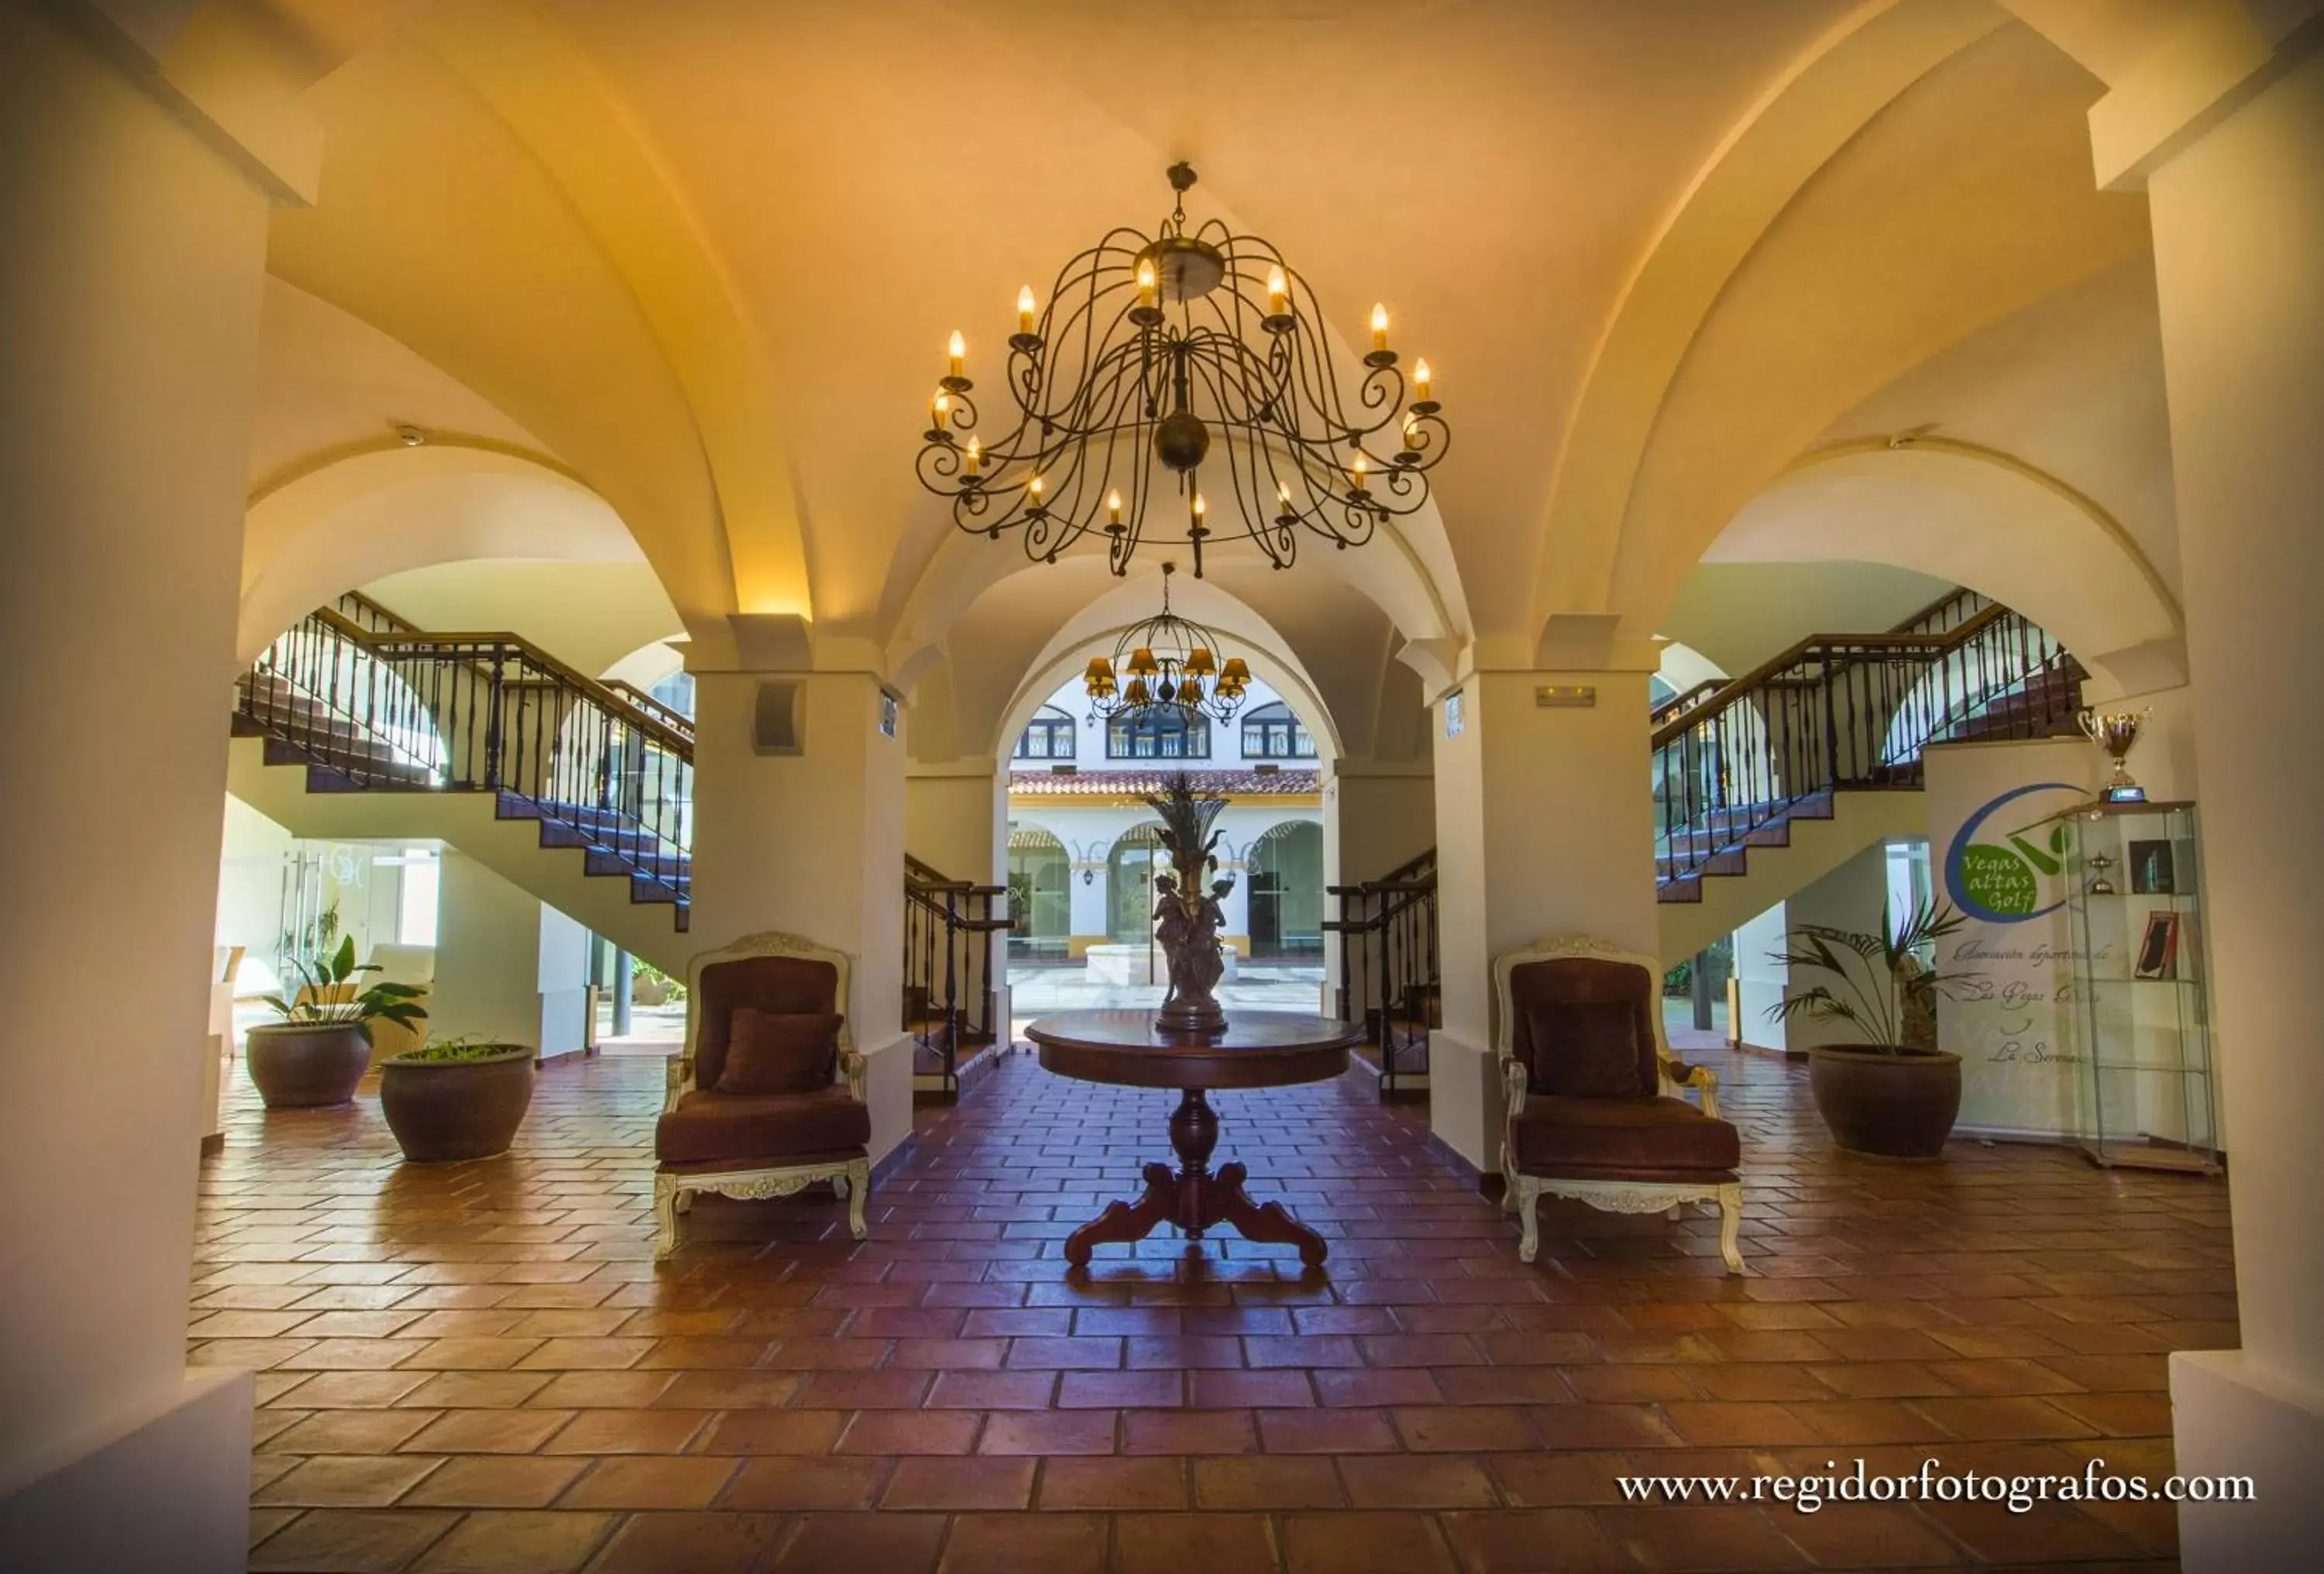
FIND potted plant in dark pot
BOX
[380,1036,536,1162]
[1769,900,1974,1160]
[248,936,428,1108]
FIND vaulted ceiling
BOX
[222,0,2207,760]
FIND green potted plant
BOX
[1768,899,1974,1159]
[248,935,428,1108]
[380,1035,536,1162]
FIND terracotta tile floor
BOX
[198,1044,2234,1572]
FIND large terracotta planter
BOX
[245,1022,373,1108]
[380,1046,536,1163]
[1807,1044,1962,1159]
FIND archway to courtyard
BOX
[1103,823,1167,945]
[1004,824,1070,959]
[1245,819,1325,961]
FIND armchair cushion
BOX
[1509,956,1660,1098]
[655,1084,870,1167]
[1523,999,1646,1099]
[696,954,842,1092]
[716,1009,844,1096]
[1511,1095,1741,1181]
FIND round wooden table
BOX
[1026,1009,1363,1267]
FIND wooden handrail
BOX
[606,679,693,735]
[300,606,696,756]
[1649,679,1726,728]
[332,588,424,635]
[1649,601,2012,750]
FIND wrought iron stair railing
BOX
[904,855,1012,1099]
[1652,596,2081,899]
[1322,844,1438,1099]
[236,601,697,922]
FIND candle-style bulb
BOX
[1016,285,1037,335]
[1370,302,1389,351]
[1137,259,1158,308]
[1028,473,1044,501]
[931,391,949,428]
[964,435,981,474]
[1413,356,1433,400]
[1277,479,1292,505]
[1192,493,1207,522]
[1106,490,1123,525]
[1267,265,1288,311]
[1352,452,1369,483]
[947,329,965,377]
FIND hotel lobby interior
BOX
[4,2,2319,1571]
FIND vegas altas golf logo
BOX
[1944,781,2085,923]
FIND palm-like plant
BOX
[1766,898,1972,1053]
[1140,772,1230,896]
[259,933,429,1045]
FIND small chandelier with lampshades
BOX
[1083,562,1251,723]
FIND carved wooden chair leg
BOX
[844,1158,871,1239]
[1717,1182,1745,1273]
[1499,1143,1517,1213]
[830,1173,849,1199]
[653,1174,683,1260]
[1515,1178,1542,1264]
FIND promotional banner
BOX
[1923,738,2101,1137]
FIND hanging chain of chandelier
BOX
[1082,562,1250,722]
[913,163,1449,583]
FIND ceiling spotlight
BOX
[393,423,428,448]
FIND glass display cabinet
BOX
[2040,800,2220,1174]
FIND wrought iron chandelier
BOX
[1084,563,1250,723]
[916,163,1448,578]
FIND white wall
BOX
[1779,840,1896,1053]
[1733,900,1792,1053]
[1007,675,1317,772]
[0,5,268,1560]
[537,903,591,1058]
[906,768,1005,885]
[430,853,552,1050]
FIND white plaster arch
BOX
[985,572,1346,767]
[1531,0,2011,640]
[239,444,646,662]
[601,638,690,692]
[1654,639,1728,696]
[888,508,1463,695]
[1712,439,2185,689]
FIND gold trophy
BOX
[2076,707,2151,803]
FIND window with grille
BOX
[1239,703,1315,759]
[1107,710,1210,759]
[1012,707,1076,760]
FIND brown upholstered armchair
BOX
[1495,934,1744,1273]
[653,932,871,1257]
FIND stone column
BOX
[0,8,284,1565]
[2141,41,2324,1566]
[1429,663,1659,1173]
[687,648,912,1163]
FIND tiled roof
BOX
[1009,768,1321,797]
